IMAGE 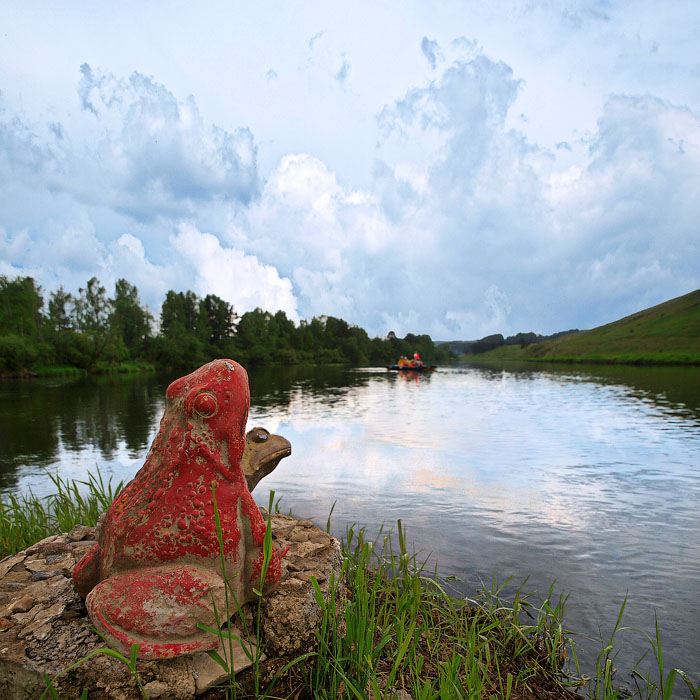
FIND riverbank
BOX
[462,344,700,367]
[1,472,697,700]
[481,290,700,367]
[455,289,700,367]
[0,361,156,379]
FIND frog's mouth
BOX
[250,438,292,470]
[243,428,292,492]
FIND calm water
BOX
[1,363,699,686]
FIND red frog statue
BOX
[73,359,287,659]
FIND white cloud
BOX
[244,153,405,326]
[0,212,117,298]
[0,226,34,280]
[250,153,397,266]
[80,66,260,218]
[116,233,146,259]
[171,223,299,321]
[308,31,326,51]
[1,16,699,340]
[335,54,351,86]
[369,45,700,335]
[0,66,261,226]
[420,37,443,70]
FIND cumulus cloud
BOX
[245,153,399,324]
[0,66,288,321]
[308,30,325,50]
[1,41,699,341]
[75,65,260,218]
[371,48,541,335]
[0,226,34,280]
[335,54,351,86]
[0,99,61,187]
[0,212,299,326]
[303,31,353,91]
[0,212,120,297]
[421,37,442,69]
[370,41,700,335]
[543,93,700,320]
[379,52,520,138]
[445,285,512,338]
[1,69,292,320]
[171,224,299,320]
[3,66,262,229]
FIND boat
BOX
[387,364,437,372]
[386,356,437,372]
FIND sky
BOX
[1,1,699,339]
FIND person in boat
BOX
[412,351,424,368]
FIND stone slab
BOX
[0,513,343,699]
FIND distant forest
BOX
[0,275,451,374]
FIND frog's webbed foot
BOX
[86,565,227,659]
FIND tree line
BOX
[0,275,450,374]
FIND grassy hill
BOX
[475,289,700,366]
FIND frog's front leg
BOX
[86,564,227,659]
[73,542,101,598]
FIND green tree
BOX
[199,294,236,348]
[151,332,207,369]
[324,316,350,348]
[47,286,73,332]
[161,290,199,336]
[0,273,449,372]
[0,276,48,373]
[110,279,151,358]
[273,310,296,346]
[471,334,504,354]
[71,277,117,367]
[297,317,324,359]
[270,310,298,363]
[155,289,207,369]
[73,278,110,333]
[344,325,370,364]
[0,276,44,337]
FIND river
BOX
[1,362,699,689]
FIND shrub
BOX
[0,334,40,372]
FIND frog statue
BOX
[72,359,291,660]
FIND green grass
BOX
[91,361,156,374]
[525,290,700,365]
[467,290,700,367]
[2,473,698,700]
[0,469,124,556]
[288,522,580,700]
[465,346,530,362]
[32,365,88,377]
[6,362,156,378]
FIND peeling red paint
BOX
[72,359,283,659]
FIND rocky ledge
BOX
[0,514,343,700]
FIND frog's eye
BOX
[193,392,218,418]
[250,427,269,443]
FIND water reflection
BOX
[4,363,693,489]
[0,363,699,687]
[0,375,165,489]
[471,361,700,423]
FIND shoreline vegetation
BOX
[0,274,450,378]
[1,471,698,700]
[448,290,700,368]
[2,275,699,379]
[461,345,700,368]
